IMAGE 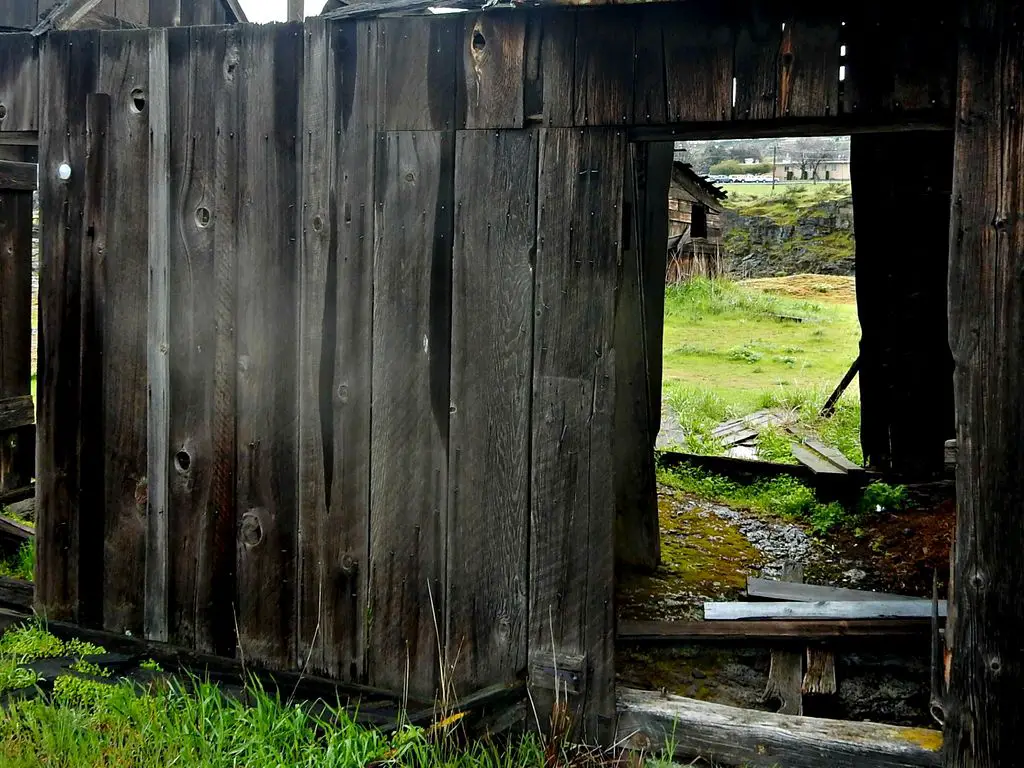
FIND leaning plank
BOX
[791,443,846,475]
[0,513,31,550]
[804,439,862,472]
[618,619,933,643]
[0,577,32,611]
[705,601,947,621]
[0,395,33,431]
[616,688,942,768]
[747,577,917,603]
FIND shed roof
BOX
[32,0,247,34]
[672,161,726,211]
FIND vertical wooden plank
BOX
[148,0,179,26]
[0,190,33,495]
[446,129,536,694]
[377,17,457,131]
[370,130,454,699]
[297,18,375,682]
[663,7,734,122]
[733,6,782,120]
[163,25,219,650]
[459,13,525,129]
[92,29,150,636]
[574,9,633,126]
[234,23,301,669]
[523,8,575,126]
[530,127,624,739]
[945,3,1024,765]
[0,2,38,29]
[632,7,666,125]
[0,33,38,132]
[75,92,110,630]
[36,30,97,622]
[640,143,672,443]
[778,15,841,119]
[206,23,241,657]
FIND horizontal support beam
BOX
[0,396,34,432]
[0,132,39,147]
[747,578,917,603]
[617,619,933,644]
[629,113,954,143]
[705,600,947,621]
[0,160,36,191]
[0,577,32,611]
[617,687,942,768]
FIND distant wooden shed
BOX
[666,161,726,282]
[0,0,246,32]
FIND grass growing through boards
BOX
[0,621,668,768]
[661,276,862,462]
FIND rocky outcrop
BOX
[723,195,855,278]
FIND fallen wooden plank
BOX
[791,444,847,475]
[0,577,32,611]
[804,439,862,472]
[0,514,32,549]
[747,577,917,604]
[617,619,933,643]
[705,601,947,621]
[819,357,860,419]
[0,395,34,432]
[0,484,32,506]
[617,687,942,768]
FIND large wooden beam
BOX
[851,131,955,477]
[617,688,942,768]
[944,1,1024,765]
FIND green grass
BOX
[656,462,906,535]
[0,621,665,768]
[721,182,851,221]
[661,277,862,462]
[0,539,34,581]
[720,181,831,199]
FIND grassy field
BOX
[660,276,862,462]
[720,181,849,200]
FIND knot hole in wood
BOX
[239,510,265,548]
[130,88,146,114]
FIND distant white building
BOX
[775,156,851,182]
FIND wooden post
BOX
[945,1,1024,765]
[287,0,302,21]
[851,131,955,477]
[613,142,671,572]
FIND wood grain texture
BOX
[370,130,454,699]
[573,9,633,126]
[446,129,535,694]
[0,160,35,190]
[233,23,301,669]
[0,1,39,29]
[523,8,574,126]
[0,33,37,132]
[115,0,149,25]
[705,601,946,621]
[613,143,659,571]
[297,18,375,682]
[88,29,150,637]
[748,578,915,603]
[733,5,782,120]
[618,619,933,643]
[663,6,734,122]
[842,3,955,116]
[206,23,241,657]
[778,14,840,119]
[0,395,32,430]
[36,30,97,623]
[617,688,942,768]
[377,17,457,131]
[459,13,524,129]
[631,7,665,125]
[161,24,214,650]
[530,127,624,739]
[763,562,804,716]
[945,3,1024,765]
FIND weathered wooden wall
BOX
[19,3,961,735]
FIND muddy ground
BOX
[616,485,954,727]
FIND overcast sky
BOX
[238,0,323,23]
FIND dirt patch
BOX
[741,274,856,304]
